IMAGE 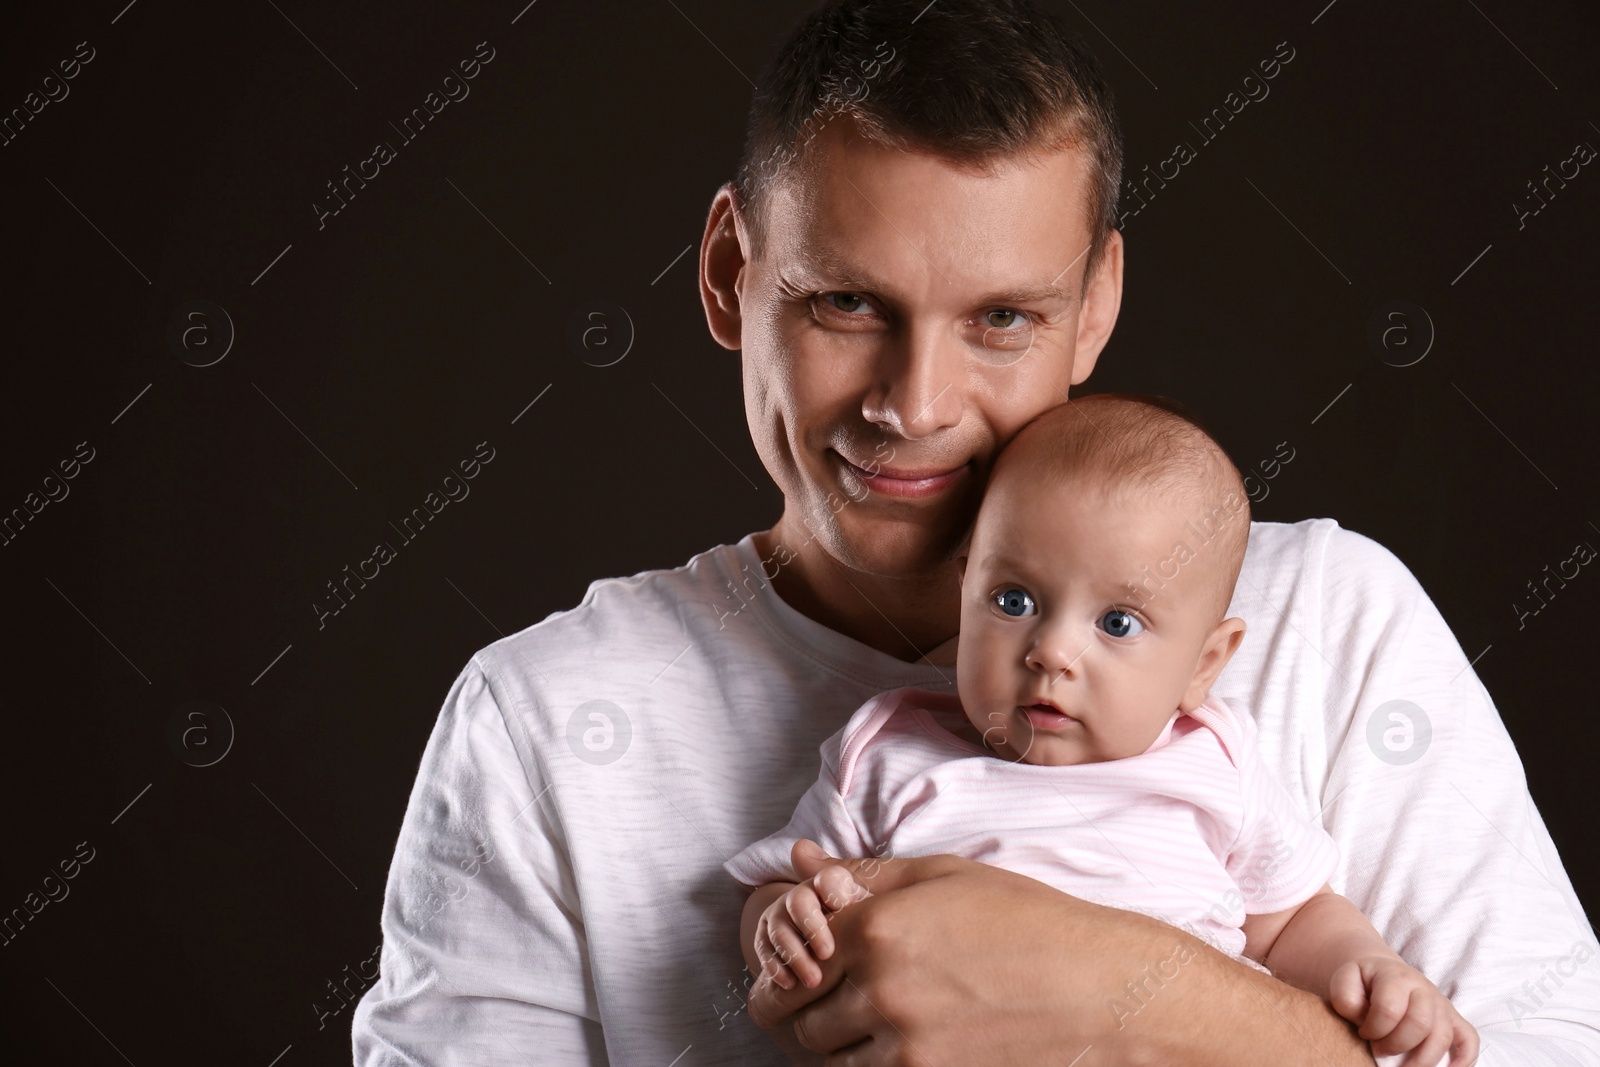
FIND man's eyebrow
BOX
[796,245,1076,306]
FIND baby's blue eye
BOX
[1099,609,1143,638]
[994,588,1036,617]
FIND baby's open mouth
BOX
[1023,703,1077,731]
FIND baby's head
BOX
[955,393,1251,767]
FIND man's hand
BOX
[1331,957,1478,1067]
[747,841,1379,1067]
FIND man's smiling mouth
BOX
[833,449,969,500]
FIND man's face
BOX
[955,469,1222,766]
[715,116,1122,580]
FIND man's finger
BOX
[789,974,882,1056]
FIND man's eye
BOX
[984,308,1028,329]
[823,292,874,314]
[994,588,1036,617]
[1098,609,1144,638]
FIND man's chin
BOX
[820,509,969,579]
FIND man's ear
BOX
[1179,615,1245,712]
[700,183,746,352]
[1069,227,1124,386]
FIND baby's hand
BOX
[752,865,869,991]
[1330,956,1479,1066]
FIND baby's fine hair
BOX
[991,393,1252,621]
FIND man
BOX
[353,1,1600,1063]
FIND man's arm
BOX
[351,657,606,1066]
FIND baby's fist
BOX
[1330,956,1478,1067]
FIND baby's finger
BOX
[764,913,822,988]
[1375,993,1436,1057]
[1358,978,1413,1044]
[785,884,833,960]
[1448,1014,1480,1067]
[1399,1017,1451,1067]
[753,927,795,991]
[1329,961,1369,1025]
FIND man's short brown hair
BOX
[733,0,1124,288]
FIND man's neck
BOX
[751,523,962,664]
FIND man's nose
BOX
[860,320,964,440]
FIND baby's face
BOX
[956,471,1229,766]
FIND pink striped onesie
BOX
[724,685,1339,959]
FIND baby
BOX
[725,393,1477,1067]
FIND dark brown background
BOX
[1,0,1596,1061]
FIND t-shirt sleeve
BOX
[1314,525,1600,1066]
[351,657,606,1066]
[1225,709,1340,915]
[723,722,873,887]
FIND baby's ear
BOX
[1180,616,1247,712]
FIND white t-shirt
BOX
[722,688,1341,961]
[351,519,1600,1066]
